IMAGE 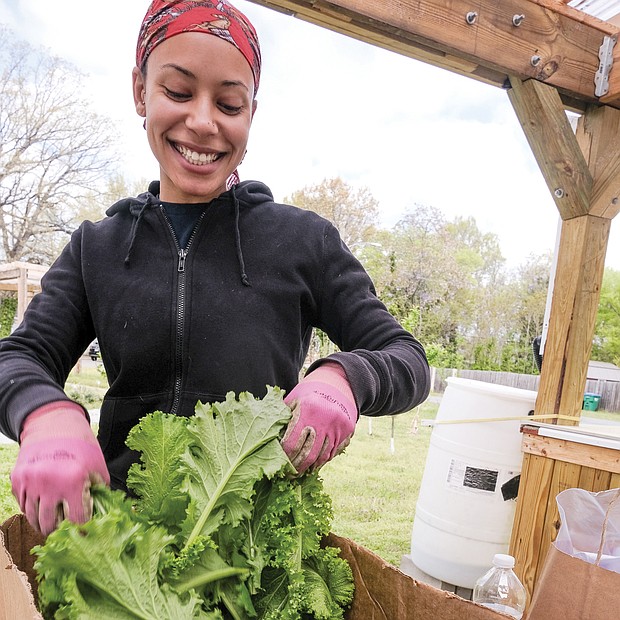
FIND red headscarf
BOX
[136,0,261,94]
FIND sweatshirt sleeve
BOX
[0,227,94,440]
[307,222,430,416]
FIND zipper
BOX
[161,208,207,415]
[178,249,187,272]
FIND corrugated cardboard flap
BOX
[1,514,43,620]
[2,515,509,620]
[325,533,512,620]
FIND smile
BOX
[175,143,222,166]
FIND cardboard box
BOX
[2,514,509,619]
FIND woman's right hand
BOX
[10,402,109,535]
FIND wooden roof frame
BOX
[246,0,620,599]
[248,0,620,108]
[0,262,46,326]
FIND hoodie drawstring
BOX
[123,183,250,287]
[124,200,151,266]
[232,185,251,287]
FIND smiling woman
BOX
[133,33,256,203]
[0,0,430,540]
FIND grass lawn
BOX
[321,403,437,565]
[0,442,18,520]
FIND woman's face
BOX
[132,32,256,203]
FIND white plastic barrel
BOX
[410,377,537,588]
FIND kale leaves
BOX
[34,387,354,619]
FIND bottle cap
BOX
[492,553,515,569]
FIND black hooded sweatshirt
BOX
[0,180,430,489]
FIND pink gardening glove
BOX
[282,362,358,473]
[11,402,110,535]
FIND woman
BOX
[0,0,430,535]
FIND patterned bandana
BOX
[136,0,261,94]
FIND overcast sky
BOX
[1,0,619,270]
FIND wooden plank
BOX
[610,472,620,488]
[578,465,612,492]
[0,284,40,293]
[575,105,620,218]
[0,269,23,281]
[592,468,612,491]
[576,466,612,493]
[247,0,620,108]
[507,78,593,220]
[577,465,597,490]
[535,215,609,422]
[522,434,620,473]
[282,7,492,83]
[510,452,555,603]
[534,460,581,585]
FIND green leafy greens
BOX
[33,387,355,619]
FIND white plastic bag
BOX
[554,487,620,573]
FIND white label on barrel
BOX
[446,459,518,496]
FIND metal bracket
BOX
[595,35,617,97]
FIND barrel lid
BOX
[446,376,537,400]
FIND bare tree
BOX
[285,177,379,247]
[77,174,151,225]
[0,27,117,264]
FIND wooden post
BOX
[508,80,620,423]
[536,214,609,422]
[508,83,620,602]
[16,266,27,325]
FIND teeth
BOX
[177,144,219,165]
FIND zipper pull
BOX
[178,249,187,272]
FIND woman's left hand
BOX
[282,362,358,473]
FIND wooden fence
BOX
[430,367,620,413]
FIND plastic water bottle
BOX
[472,553,527,619]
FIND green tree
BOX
[593,268,620,365]
[508,253,551,373]
[457,252,549,373]
[382,205,506,364]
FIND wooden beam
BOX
[247,0,620,108]
[0,284,41,293]
[508,77,593,219]
[522,434,620,473]
[504,84,617,426]
[535,214,609,422]
[575,104,620,218]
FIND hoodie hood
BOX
[106,179,275,283]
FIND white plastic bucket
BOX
[410,377,537,588]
